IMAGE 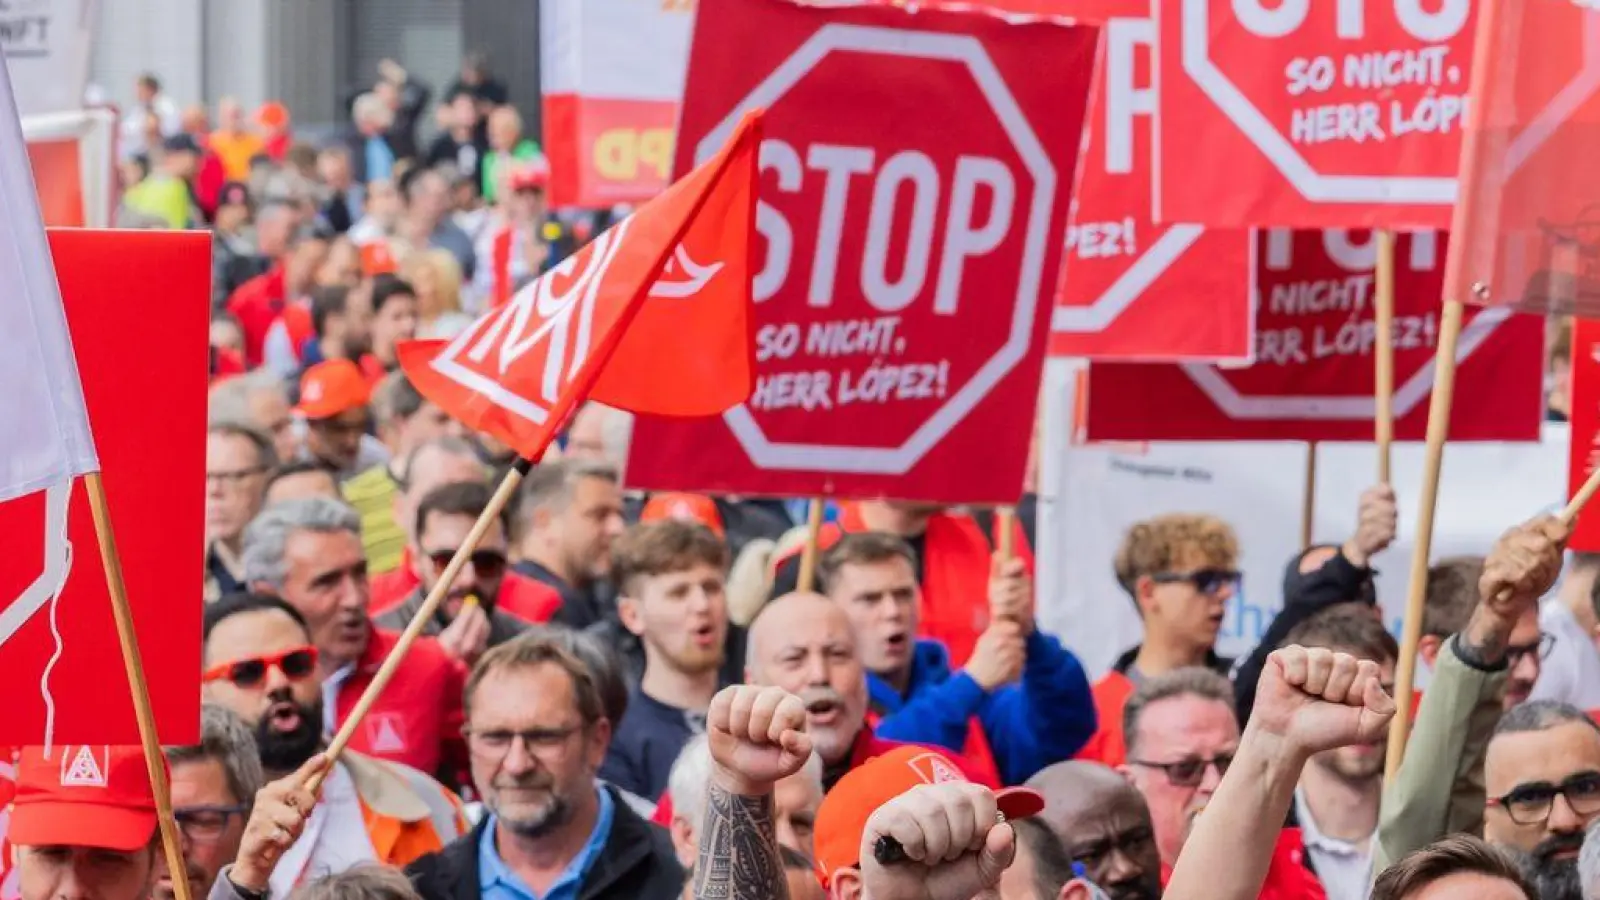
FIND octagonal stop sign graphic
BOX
[1157,0,1477,230]
[625,0,1097,503]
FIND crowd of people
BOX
[13,46,1600,900]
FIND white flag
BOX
[0,46,97,503]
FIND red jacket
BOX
[1076,670,1136,767]
[335,623,467,782]
[777,504,1033,667]
[226,265,287,367]
[369,549,563,624]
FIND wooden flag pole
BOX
[1384,300,1465,784]
[1375,230,1397,484]
[84,474,192,900]
[997,507,1017,562]
[312,457,531,792]
[796,498,825,593]
[1301,443,1318,549]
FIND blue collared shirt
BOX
[478,787,615,900]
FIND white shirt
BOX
[1292,788,1373,900]
[1528,602,1600,709]
[268,762,377,895]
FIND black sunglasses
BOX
[427,548,508,576]
[1151,568,1241,595]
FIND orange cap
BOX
[11,746,165,851]
[296,359,371,419]
[256,101,289,130]
[639,493,725,537]
[812,746,1044,888]
[360,241,399,276]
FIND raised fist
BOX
[964,619,1025,692]
[1479,514,1568,627]
[859,783,1016,900]
[1343,484,1398,567]
[707,684,813,796]
[1249,646,1395,758]
[231,754,328,892]
[987,556,1034,634]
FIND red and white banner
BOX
[0,229,209,746]
[625,0,1097,504]
[1,0,98,117]
[23,108,117,227]
[1447,0,1600,318]
[1050,13,1252,362]
[1569,319,1600,552]
[1084,230,1546,442]
[540,0,693,208]
[1156,0,1474,229]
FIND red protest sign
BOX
[1084,230,1545,442]
[624,0,1096,504]
[1447,0,1600,317]
[0,230,208,744]
[1050,14,1252,362]
[1569,319,1600,553]
[1156,0,1475,229]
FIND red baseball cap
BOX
[813,746,1044,887]
[11,745,164,851]
[297,359,372,419]
[639,493,725,538]
[509,161,550,192]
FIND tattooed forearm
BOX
[1456,607,1512,669]
[693,783,789,900]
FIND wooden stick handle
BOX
[1375,230,1397,484]
[1301,443,1318,549]
[1384,299,1466,786]
[796,498,825,593]
[1565,464,1600,525]
[84,474,192,900]
[996,507,1016,562]
[311,459,530,793]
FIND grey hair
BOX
[1581,817,1600,897]
[666,733,822,834]
[208,370,287,427]
[401,435,482,484]
[208,421,280,470]
[242,496,362,588]
[1494,700,1600,738]
[351,93,391,128]
[515,459,619,534]
[1123,667,1236,759]
[165,705,264,810]
[287,864,420,900]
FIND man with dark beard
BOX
[201,592,467,895]
[406,632,685,900]
[1484,702,1600,900]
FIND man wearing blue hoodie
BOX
[817,531,1097,786]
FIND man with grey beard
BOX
[405,631,683,900]
[1486,702,1600,900]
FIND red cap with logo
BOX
[639,493,726,538]
[812,745,1044,888]
[10,745,164,851]
[296,359,372,419]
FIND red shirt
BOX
[1075,670,1137,767]
[369,549,563,624]
[226,265,287,367]
[1158,829,1327,900]
[335,622,467,781]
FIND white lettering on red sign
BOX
[1232,0,1469,43]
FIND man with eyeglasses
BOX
[1483,702,1600,899]
[201,591,466,893]
[243,496,468,782]
[1415,555,1552,711]
[206,423,278,602]
[1028,760,1164,900]
[158,705,264,900]
[1078,514,1242,768]
[376,480,531,664]
[1119,666,1326,898]
[406,631,685,900]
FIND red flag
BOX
[1447,0,1600,316]
[400,112,761,458]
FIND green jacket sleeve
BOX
[1372,634,1507,871]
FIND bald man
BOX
[746,592,995,790]
[1027,761,1164,900]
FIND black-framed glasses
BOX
[427,548,508,577]
[463,725,583,760]
[1129,753,1234,787]
[173,804,248,843]
[1489,771,1600,825]
[1505,633,1557,667]
[1151,569,1241,596]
